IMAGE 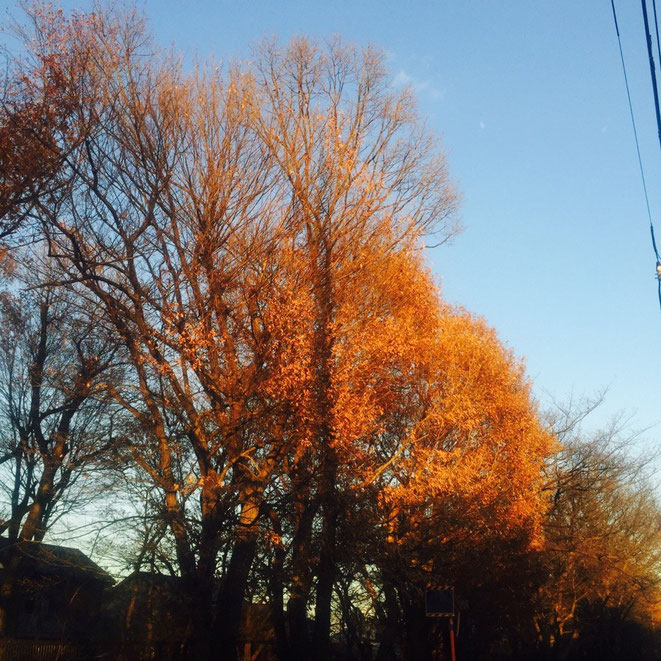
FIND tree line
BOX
[0,4,658,660]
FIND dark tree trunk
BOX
[286,492,316,661]
[214,536,258,661]
[401,594,435,661]
[183,577,214,660]
[288,593,310,661]
[213,485,261,661]
[0,546,24,636]
[375,581,401,661]
[268,525,289,660]
[310,242,338,661]
[312,488,338,660]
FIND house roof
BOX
[114,570,183,591]
[0,538,114,586]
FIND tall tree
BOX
[5,7,294,657]
[249,38,459,659]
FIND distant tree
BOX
[534,407,661,660]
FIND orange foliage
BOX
[329,245,555,551]
[2,7,558,655]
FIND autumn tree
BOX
[246,38,459,660]
[233,236,555,660]
[333,296,554,660]
[3,6,302,658]
[1,5,561,661]
[0,3,94,239]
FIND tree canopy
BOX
[0,4,658,660]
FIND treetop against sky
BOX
[4,0,655,455]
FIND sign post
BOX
[425,586,456,661]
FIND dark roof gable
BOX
[0,538,114,586]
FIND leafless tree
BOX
[0,273,123,543]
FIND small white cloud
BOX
[479,121,485,130]
[391,68,445,101]
[392,70,414,88]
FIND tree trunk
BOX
[375,581,401,661]
[401,594,434,661]
[287,489,317,660]
[214,489,261,661]
[0,544,27,636]
[268,513,289,661]
[183,577,214,660]
[310,240,338,660]
[312,486,338,659]
[19,456,59,541]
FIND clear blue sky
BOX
[3,1,660,454]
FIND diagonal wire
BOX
[611,0,661,308]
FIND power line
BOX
[652,0,661,71]
[610,0,661,308]
[641,0,661,150]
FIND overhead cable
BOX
[652,0,661,69]
[641,0,661,150]
[611,0,661,308]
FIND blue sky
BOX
[3,1,660,454]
